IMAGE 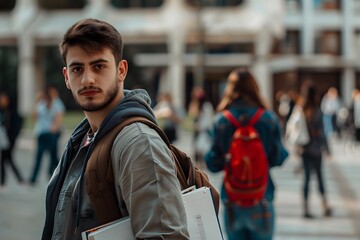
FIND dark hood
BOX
[70,89,156,143]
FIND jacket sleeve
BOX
[111,122,190,240]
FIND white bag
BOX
[285,106,310,146]
[0,125,9,150]
[195,131,212,155]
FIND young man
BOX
[41,18,189,240]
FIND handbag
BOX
[285,105,310,146]
[0,125,10,150]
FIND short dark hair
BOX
[59,18,123,65]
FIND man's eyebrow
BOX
[68,59,109,68]
[89,59,109,65]
[68,62,84,68]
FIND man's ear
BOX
[117,60,128,83]
[63,67,71,89]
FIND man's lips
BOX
[79,89,100,96]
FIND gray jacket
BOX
[41,89,189,240]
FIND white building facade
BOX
[1,0,360,114]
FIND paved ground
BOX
[0,128,359,240]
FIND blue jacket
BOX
[205,99,289,203]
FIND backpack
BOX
[222,109,268,207]
[85,116,220,224]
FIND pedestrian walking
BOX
[205,68,288,240]
[188,86,214,166]
[0,92,24,189]
[41,18,189,240]
[153,92,181,143]
[48,85,65,173]
[321,87,341,138]
[298,82,332,218]
[29,84,64,184]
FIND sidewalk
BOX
[0,129,359,240]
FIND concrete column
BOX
[252,60,272,109]
[84,0,109,17]
[18,35,36,115]
[302,0,314,55]
[342,67,355,107]
[253,28,273,109]
[13,0,38,116]
[167,31,186,110]
[342,0,354,59]
[163,0,186,109]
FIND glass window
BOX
[272,30,301,54]
[111,0,163,8]
[35,46,77,110]
[186,0,244,7]
[314,0,341,11]
[38,0,86,10]
[186,43,254,54]
[314,30,341,55]
[0,0,16,11]
[0,46,18,99]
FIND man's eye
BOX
[71,67,82,73]
[94,64,105,70]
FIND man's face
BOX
[63,46,127,112]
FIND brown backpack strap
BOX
[85,118,143,224]
[116,117,219,213]
[85,116,191,224]
[119,117,190,189]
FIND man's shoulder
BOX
[112,121,162,147]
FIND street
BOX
[0,129,359,240]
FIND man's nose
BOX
[81,69,95,85]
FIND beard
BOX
[73,79,119,112]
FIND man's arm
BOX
[111,122,190,239]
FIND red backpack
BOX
[223,109,268,207]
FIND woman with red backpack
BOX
[205,68,288,240]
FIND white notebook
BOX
[81,217,134,240]
[82,187,223,240]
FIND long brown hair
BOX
[302,81,320,123]
[216,68,267,112]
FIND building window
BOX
[354,30,360,58]
[314,30,341,55]
[0,47,18,98]
[38,0,86,10]
[111,0,164,8]
[186,0,244,7]
[0,0,16,11]
[186,42,253,54]
[272,30,301,55]
[314,0,341,11]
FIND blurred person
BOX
[205,68,288,240]
[153,92,181,143]
[353,89,360,142]
[48,85,65,173]
[0,92,24,188]
[29,84,64,184]
[41,18,189,240]
[188,86,214,165]
[299,82,332,219]
[321,87,341,138]
[276,90,297,131]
